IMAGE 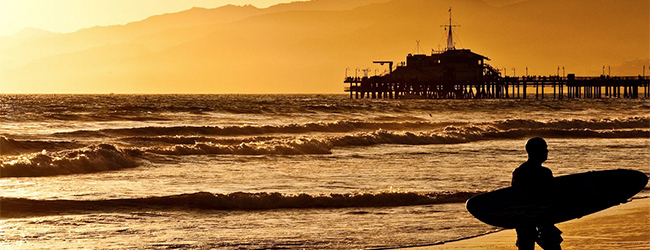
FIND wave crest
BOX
[55,120,454,137]
[138,126,648,156]
[330,126,649,148]
[0,136,82,155]
[1,144,142,177]
[54,117,648,139]
[145,138,332,155]
[0,191,483,218]
[492,117,650,130]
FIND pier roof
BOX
[431,49,490,61]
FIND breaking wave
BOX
[0,144,142,177]
[0,191,482,218]
[490,117,650,130]
[3,117,647,176]
[331,126,650,147]
[0,136,82,155]
[141,127,649,156]
[54,120,455,137]
[145,138,332,155]
[54,117,649,138]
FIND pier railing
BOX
[344,75,650,99]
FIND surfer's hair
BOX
[525,137,547,153]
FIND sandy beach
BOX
[406,198,649,250]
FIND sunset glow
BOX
[1,1,649,248]
[0,0,648,94]
[0,0,294,36]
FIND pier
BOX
[343,9,649,100]
[344,74,650,99]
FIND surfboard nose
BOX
[625,169,649,197]
[594,169,648,203]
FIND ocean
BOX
[1,94,648,249]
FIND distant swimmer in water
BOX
[511,137,563,250]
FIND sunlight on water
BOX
[1,95,648,249]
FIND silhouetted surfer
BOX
[511,137,563,250]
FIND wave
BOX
[132,126,649,156]
[0,191,482,218]
[0,136,83,155]
[330,127,650,147]
[54,117,649,139]
[144,138,332,155]
[491,117,650,130]
[3,118,647,177]
[119,136,216,145]
[0,144,142,177]
[54,120,455,138]
[6,125,648,172]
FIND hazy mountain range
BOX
[1,0,647,93]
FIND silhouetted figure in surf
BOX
[512,137,563,250]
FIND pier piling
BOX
[345,75,649,100]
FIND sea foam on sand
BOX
[408,198,650,250]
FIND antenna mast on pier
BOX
[441,8,459,51]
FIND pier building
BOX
[344,11,649,99]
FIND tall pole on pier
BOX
[447,8,453,50]
[442,8,459,51]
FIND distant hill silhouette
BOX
[1,0,647,93]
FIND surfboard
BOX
[465,169,648,229]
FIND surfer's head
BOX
[525,137,548,163]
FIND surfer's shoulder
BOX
[514,161,535,171]
[541,165,555,178]
[512,162,552,181]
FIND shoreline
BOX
[401,197,649,250]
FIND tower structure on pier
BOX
[443,8,460,51]
[343,9,649,99]
[344,9,499,99]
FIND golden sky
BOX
[0,0,293,36]
[0,0,647,94]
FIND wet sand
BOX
[407,198,649,250]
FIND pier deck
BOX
[344,75,650,99]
